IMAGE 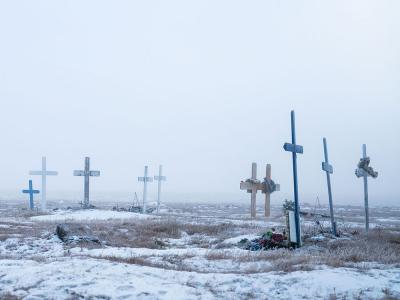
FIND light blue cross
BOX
[22,180,40,210]
[283,110,303,247]
[322,138,337,236]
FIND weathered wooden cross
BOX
[261,164,280,218]
[154,165,167,213]
[22,180,40,210]
[321,138,337,236]
[240,163,262,218]
[29,157,58,211]
[355,144,378,233]
[73,157,100,209]
[283,110,303,247]
[138,165,153,214]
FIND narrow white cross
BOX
[154,165,167,213]
[73,157,100,208]
[138,165,153,214]
[261,164,280,218]
[29,156,58,211]
[240,163,263,218]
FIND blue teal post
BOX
[22,180,40,210]
[284,110,303,247]
[322,138,337,236]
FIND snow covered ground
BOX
[1,202,399,299]
[30,209,157,222]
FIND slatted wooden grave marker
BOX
[283,110,303,247]
[154,165,166,213]
[29,157,58,211]
[321,138,337,236]
[22,180,40,210]
[261,164,280,218]
[240,163,262,218]
[73,157,100,209]
[138,166,153,214]
[355,144,378,233]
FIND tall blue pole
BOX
[284,110,303,247]
[291,112,301,247]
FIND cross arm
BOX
[73,170,85,176]
[322,162,333,174]
[138,177,153,182]
[22,190,40,194]
[90,171,100,177]
[240,180,262,192]
[31,171,58,176]
[154,176,167,181]
[284,143,304,154]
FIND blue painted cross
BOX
[322,138,337,236]
[22,180,40,210]
[283,110,303,247]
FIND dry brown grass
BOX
[59,219,239,250]
[0,292,21,300]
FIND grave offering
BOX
[355,144,379,233]
[321,138,338,236]
[154,165,167,213]
[283,110,304,247]
[138,165,153,214]
[73,157,100,209]
[29,156,58,211]
[22,180,40,210]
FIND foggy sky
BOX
[0,1,399,206]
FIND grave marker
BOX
[22,180,40,210]
[154,165,167,213]
[261,164,280,218]
[73,157,100,208]
[240,163,262,218]
[355,144,378,233]
[29,157,58,211]
[321,138,337,236]
[138,166,153,214]
[283,110,303,247]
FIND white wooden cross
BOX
[73,157,100,209]
[29,156,58,211]
[154,165,167,213]
[261,164,280,218]
[240,163,262,218]
[138,165,153,214]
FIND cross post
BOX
[283,110,303,247]
[355,144,378,233]
[261,164,280,218]
[29,156,58,211]
[73,157,100,209]
[154,165,167,213]
[22,180,40,210]
[138,165,153,214]
[240,163,262,218]
[322,138,337,236]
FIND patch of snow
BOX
[30,209,157,222]
[0,258,399,299]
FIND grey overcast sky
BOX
[0,1,399,205]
